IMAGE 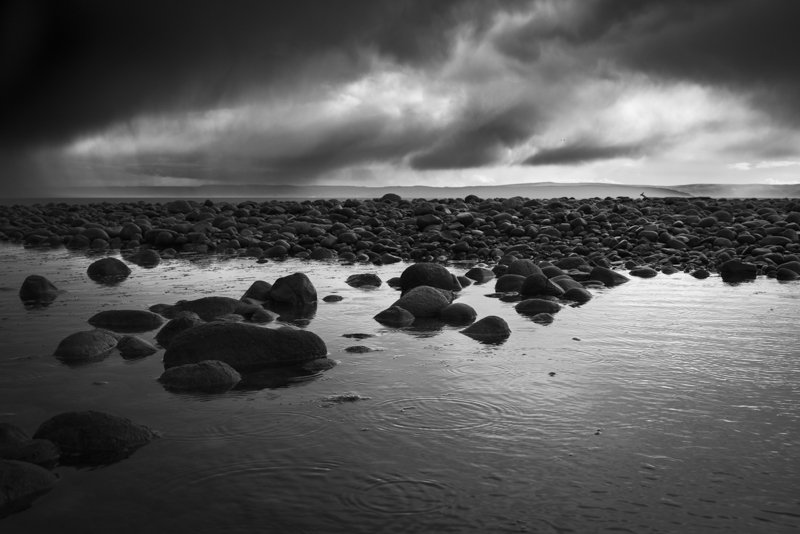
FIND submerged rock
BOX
[345,273,382,288]
[391,285,453,318]
[54,329,119,363]
[439,302,477,325]
[0,459,58,518]
[161,296,261,322]
[374,305,415,327]
[399,263,461,293]
[88,309,165,332]
[19,275,59,304]
[460,316,511,343]
[158,360,241,393]
[33,411,157,466]
[87,257,131,283]
[0,423,60,468]
[515,298,561,315]
[163,322,328,372]
[117,335,158,359]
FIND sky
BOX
[1,0,800,196]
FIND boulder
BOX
[163,322,328,372]
[520,274,564,297]
[399,263,460,293]
[776,267,800,281]
[117,335,158,359]
[155,312,205,348]
[373,306,415,327]
[33,411,157,466]
[719,259,758,282]
[159,360,241,393]
[494,274,526,293]
[562,287,593,303]
[88,309,165,332]
[588,266,630,287]
[241,280,272,301]
[629,267,658,278]
[162,296,260,321]
[506,259,543,277]
[345,273,382,288]
[53,329,119,362]
[269,272,317,307]
[0,423,60,468]
[460,316,511,343]
[391,285,453,318]
[439,302,477,325]
[19,275,59,304]
[87,257,131,283]
[127,248,161,268]
[464,267,494,283]
[515,298,561,315]
[0,459,58,518]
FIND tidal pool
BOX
[1,243,799,533]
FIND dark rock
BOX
[515,298,561,315]
[162,296,260,321]
[379,253,402,264]
[346,273,382,288]
[494,274,526,293]
[464,267,495,283]
[691,269,710,279]
[54,329,119,363]
[308,247,336,260]
[629,267,658,278]
[520,273,564,297]
[159,360,241,392]
[374,306,415,327]
[33,411,157,466]
[775,267,800,281]
[439,302,477,325]
[589,266,630,287]
[460,316,511,343]
[87,257,131,283]
[399,263,461,293]
[0,423,60,468]
[88,309,165,333]
[562,287,593,303]
[391,285,453,318]
[269,272,317,307]
[128,248,161,268]
[163,322,328,372]
[720,259,758,282]
[344,346,375,353]
[0,459,58,518]
[19,275,59,304]
[323,295,344,302]
[117,335,158,359]
[155,312,205,348]
[506,259,543,277]
[242,280,272,301]
[531,313,554,325]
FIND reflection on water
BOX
[1,243,799,533]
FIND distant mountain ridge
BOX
[16,182,800,202]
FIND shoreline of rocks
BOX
[2,195,800,279]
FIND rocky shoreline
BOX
[2,194,800,279]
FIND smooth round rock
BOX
[117,335,158,359]
[460,316,511,343]
[87,257,131,282]
[515,298,561,315]
[19,275,59,303]
[392,285,452,318]
[439,302,477,325]
[163,322,328,372]
[88,309,164,332]
[399,263,461,293]
[54,329,119,362]
[159,360,242,392]
[33,411,157,466]
[346,273,382,288]
[374,306,415,327]
[0,459,58,518]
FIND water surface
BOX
[1,243,799,533]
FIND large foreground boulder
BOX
[0,459,58,518]
[158,360,241,393]
[33,411,157,466]
[88,309,165,332]
[53,329,119,363]
[399,263,461,293]
[163,322,328,372]
[719,259,758,282]
[19,275,60,304]
[87,257,131,283]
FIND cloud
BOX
[524,141,647,165]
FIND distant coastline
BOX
[4,182,800,205]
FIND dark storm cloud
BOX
[410,103,539,170]
[523,140,648,166]
[0,0,525,150]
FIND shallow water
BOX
[1,243,799,533]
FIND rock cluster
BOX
[3,196,799,277]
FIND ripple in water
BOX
[344,475,454,516]
[163,410,330,443]
[367,395,517,432]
